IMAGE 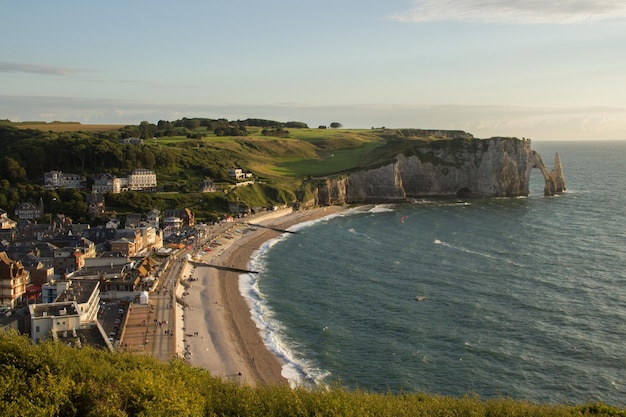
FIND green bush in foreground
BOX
[0,331,623,417]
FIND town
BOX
[0,167,255,356]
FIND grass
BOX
[275,141,385,177]
[1,330,623,417]
[12,122,126,132]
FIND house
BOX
[227,168,246,180]
[0,251,29,309]
[162,216,183,231]
[86,193,106,217]
[43,171,86,190]
[106,218,121,229]
[163,208,194,228]
[145,208,160,229]
[51,237,97,275]
[0,209,17,230]
[125,213,142,229]
[15,200,44,221]
[199,178,216,193]
[119,137,144,145]
[28,242,59,270]
[26,263,54,286]
[127,169,157,191]
[111,238,137,257]
[137,226,162,252]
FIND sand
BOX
[177,206,345,386]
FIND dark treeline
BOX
[0,125,175,181]
[118,118,308,139]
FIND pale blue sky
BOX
[2,0,625,140]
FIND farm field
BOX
[13,122,126,132]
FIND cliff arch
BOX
[532,151,566,196]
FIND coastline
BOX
[177,206,345,386]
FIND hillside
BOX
[0,119,461,221]
[0,118,521,222]
[0,330,622,417]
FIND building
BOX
[127,169,157,191]
[227,168,246,180]
[14,200,44,221]
[0,251,29,309]
[86,193,106,217]
[119,137,144,145]
[199,178,216,193]
[52,237,97,275]
[92,170,156,193]
[29,279,106,347]
[111,238,137,257]
[105,218,121,229]
[145,208,160,229]
[163,208,194,228]
[29,302,81,344]
[125,213,142,229]
[92,173,124,194]
[44,171,86,190]
[0,209,17,230]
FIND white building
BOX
[92,173,124,194]
[127,169,157,191]
[227,168,246,180]
[30,279,101,342]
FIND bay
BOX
[245,140,626,406]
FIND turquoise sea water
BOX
[241,141,626,406]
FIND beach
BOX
[176,206,345,386]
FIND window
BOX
[35,326,40,333]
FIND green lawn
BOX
[275,141,384,177]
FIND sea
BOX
[239,140,626,407]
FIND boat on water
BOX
[415,296,427,302]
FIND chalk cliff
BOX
[300,137,565,206]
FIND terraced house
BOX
[0,251,28,309]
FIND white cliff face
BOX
[304,137,564,206]
[550,152,567,193]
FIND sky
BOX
[2,0,626,140]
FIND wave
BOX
[239,269,329,387]
[237,210,351,387]
[433,239,523,266]
[367,204,395,213]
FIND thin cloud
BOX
[390,0,626,24]
[0,61,94,76]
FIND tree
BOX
[138,121,157,139]
[0,157,26,182]
[329,122,342,129]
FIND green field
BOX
[12,122,126,132]
[274,141,384,177]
